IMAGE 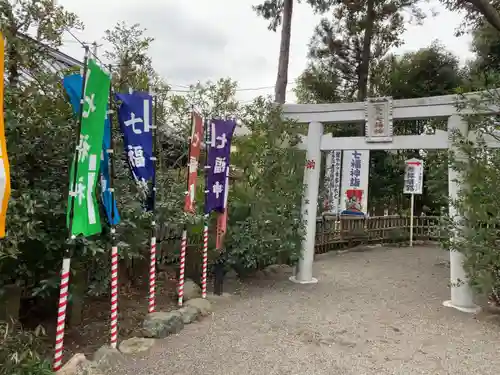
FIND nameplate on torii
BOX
[364,97,394,143]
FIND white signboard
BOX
[365,97,393,143]
[340,150,370,215]
[324,151,342,214]
[403,158,424,195]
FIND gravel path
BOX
[111,246,500,375]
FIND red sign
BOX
[184,111,204,213]
[306,159,315,169]
[345,188,364,213]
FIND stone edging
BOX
[57,297,215,375]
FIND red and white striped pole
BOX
[148,233,156,313]
[148,90,158,314]
[107,69,119,348]
[201,223,208,298]
[53,46,90,372]
[110,243,119,346]
[201,117,211,299]
[178,228,187,306]
[53,257,71,371]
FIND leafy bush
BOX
[0,322,53,375]
[224,99,305,275]
[448,89,500,304]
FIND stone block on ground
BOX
[263,264,281,274]
[77,363,105,375]
[185,298,212,317]
[56,353,88,375]
[119,337,156,354]
[178,305,201,324]
[92,345,125,371]
[176,278,201,301]
[142,310,184,338]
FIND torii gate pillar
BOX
[444,115,481,313]
[290,121,323,284]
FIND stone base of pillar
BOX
[289,275,318,284]
[442,300,481,314]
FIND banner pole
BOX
[53,45,90,373]
[148,90,158,314]
[107,65,119,348]
[201,118,211,299]
[178,108,195,306]
[214,163,229,296]
[410,192,414,247]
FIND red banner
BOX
[216,166,230,249]
[216,209,228,250]
[184,111,203,213]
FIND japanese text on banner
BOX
[116,91,154,200]
[403,159,424,195]
[327,151,342,213]
[63,73,120,225]
[205,119,236,214]
[349,150,362,187]
[67,60,110,237]
[184,111,204,213]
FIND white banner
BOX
[324,150,342,214]
[403,158,424,195]
[340,150,370,215]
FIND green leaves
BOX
[446,88,500,303]
[224,99,304,273]
[0,321,53,375]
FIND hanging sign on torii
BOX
[364,97,394,143]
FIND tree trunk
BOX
[357,0,375,103]
[274,0,294,104]
[465,0,500,33]
[356,0,375,136]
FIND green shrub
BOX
[0,322,53,375]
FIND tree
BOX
[253,0,333,103]
[0,0,82,88]
[441,0,500,34]
[0,0,83,284]
[103,21,155,92]
[297,0,424,103]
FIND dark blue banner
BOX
[205,119,236,214]
[116,92,154,199]
[62,73,120,225]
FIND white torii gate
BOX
[282,93,500,314]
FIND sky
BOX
[57,0,474,103]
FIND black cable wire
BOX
[63,28,297,93]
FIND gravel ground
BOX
[110,246,500,375]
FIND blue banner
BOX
[205,119,236,214]
[63,73,120,225]
[115,92,154,203]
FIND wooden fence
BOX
[315,215,446,254]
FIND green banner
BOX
[67,60,110,237]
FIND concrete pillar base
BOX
[289,276,318,284]
[442,300,481,314]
